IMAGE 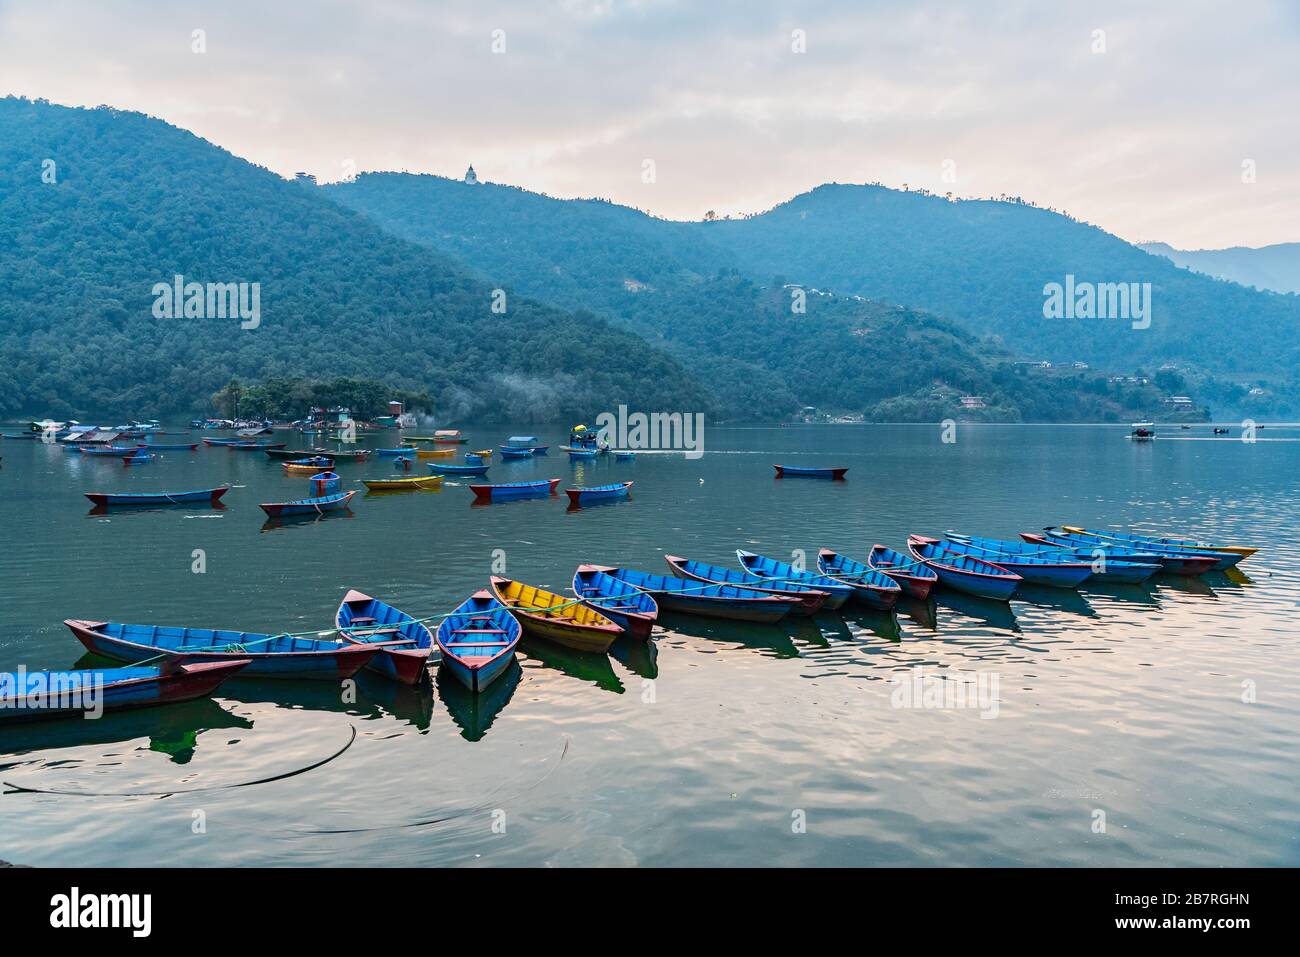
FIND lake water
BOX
[1,423,1297,867]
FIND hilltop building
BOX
[464,165,479,184]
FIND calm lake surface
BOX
[1,423,1297,867]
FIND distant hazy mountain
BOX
[1140,241,1300,295]
[327,173,1198,421]
[0,97,706,420]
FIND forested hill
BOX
[698,186,1300,402]
[0,97,708,421]
[1140,241,1300,295]
[329,173,1300,418]
[327,174,1193,421]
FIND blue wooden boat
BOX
[596,566,798,622]
[85,486,230,508]
[436,590,522,693]
[865,545,938,600]
[565,481,632,506]
[376,448,417,457]
[259,489,355,517]
[141,442,199,451]
[232,441,286,451]
[1057,527,1246,570]
[122,450,152,466]
[470,478,561,502]
[529,446,549,456]
[572,565,659,639]
[615,451,636,461]
[283,455,336,470]
[63,619,377,680]
[498,446,534,459]
[0,659,251,724]
[906,535,1021,601]
[773,464,847,479]
[202,437,245,446]
[79,444,145,457]
[813,549,906,610]
[426,462,490,476]
[939,537,1093,588]
[335,589,436,685]
[663,554,831,616]
[2,433,39,440]
[1025,531,1217,576]
[734,550,859,611]
[568,449,599,461]
[947,535,1160,584]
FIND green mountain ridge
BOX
[0,97,708,421]
[1140,241,1300,296]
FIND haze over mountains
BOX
[1140,242,1300,295]
[3,97,1295,421]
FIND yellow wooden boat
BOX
[1062,526,1258,558]
[489,576,620,654]
[283,461,332,474]
[412,447,455,459]
[362,475,444,491]
[470,449,493,459]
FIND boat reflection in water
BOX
[0,694,252,766]
[609,633,658,680]
[437,658,522,742]
[933,590,1021,633]
[1013,584,1098,619]
[518,636,624,694]
[260,510,356,533]
[656,611,800,660]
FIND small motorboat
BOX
[470,478,561,502]
[0,658,251,724]
[85,486,230,508]
[864,544,939,600]
[436,590,522,693]
[565,481,632,506]
[567,448,599,460]
[773,464,848,479]
[906,535,1021,601]
[489,576,621,654]
[63,620,377,680]
[735,550,859,611]
[362,474,444,491]
[335,589,437,685]
[571,565,659,640]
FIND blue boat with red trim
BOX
[335,589,437,685]
[734,550,860,610]
[85,486,230,508]
[814,548,906,610]
[663,554,830,616]
[565,481,632,506]
[572,565,660,639]
[594,566,798,623]
[773,464,847,479]
[865,544,938,600]
[426,462,490,476]
[0,658,252,724]
[470,478,561,502]
[948,534,1160,584]
[436,590,522,693]
[63,619,377,680]
[940,536,1094,588]
[907,535,1022,601]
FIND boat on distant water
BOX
[232,441,286,451]
[283,456,335,472]
[264,447,332,460]
[565,481,632,506]
[259,489,355,517]
[773,464,848,479]
[939,536,1093,588]
[615,451,636,461]
[663,554,829,616]
[362,474,444,491]
[411,447,456,459]
[594,566,798,622]
[63,620,377,680]
[141,442,199,450]
[1130,422,1156,441]
[470,478,560,502]
[498,446,534,459]
[319,448,371,462]
[122,450,152,466]
[335,589,437,685]
[202,437,246,446]
[571,565,659,639]
[433,430,467,445]
[865,544,938,600]
[436,590,522,693]
[906,535,1021,601]
[2,433,39,440]
[949,534,1160,584]
[79,444,146,457]
[814,548,905,610]
[376,447,417,457]
[0,659,251,724]
[1031,530,1219,575]
[734,550,858,611]
[426,462,490,476]
[489,576,621,654]
[1059,525,1256,562]
[85,486,230,508]
[567,448,599,460]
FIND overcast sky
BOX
[2,0,1295,248]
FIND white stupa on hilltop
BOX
[464,165,479,184]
